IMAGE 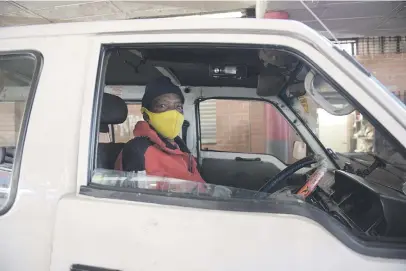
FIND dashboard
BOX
[318,170,406,237]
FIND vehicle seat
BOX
[97,93,128,169]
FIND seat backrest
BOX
[97,143,125,169]
[97,93,128,169]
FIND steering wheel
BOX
[257,156,317,196]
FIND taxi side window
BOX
[199,99,305,164]
[0,52,41,212]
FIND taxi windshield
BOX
[287,67,406,191]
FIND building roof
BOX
[0,1,405,38]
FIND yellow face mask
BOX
[142,107,184,139]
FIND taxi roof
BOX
[0,18,314,39]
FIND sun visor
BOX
[256,72,286,97]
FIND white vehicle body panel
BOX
[52,195,404,271]
[0,35,95,271]
[0,19,403,270]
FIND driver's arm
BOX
[121,137,152,172]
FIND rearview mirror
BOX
[304,70,354,116]
[293,141,307,160]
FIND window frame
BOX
[279,47,406,164]
[195,97,310,165]
[83,43,406,258]
[0,50,43,216]
[87,43,345,189]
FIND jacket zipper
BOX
[188,154,193,173]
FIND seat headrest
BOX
[101,93,128,124]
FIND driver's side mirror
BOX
[293,141,307,160]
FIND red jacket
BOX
[115,121,205,185]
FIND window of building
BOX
[0,52,41,212]
[199,99,305,164]
[334,40,356,56]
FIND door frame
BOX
[77,33,406,190]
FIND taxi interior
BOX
[94,45,406,243]
[99,47,308,191]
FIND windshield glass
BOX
[289,71,406,169]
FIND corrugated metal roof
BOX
[0,1,253,25]
[267,1,406,38]
[1,1,405,38]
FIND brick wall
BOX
[202,100,251,153]
[249,102,267,154]
[356,53,406,100]
[201,100,294,156]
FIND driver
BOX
[115,76,205,184]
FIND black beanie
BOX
[142,76,185,109]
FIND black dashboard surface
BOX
[326,170,406,237]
